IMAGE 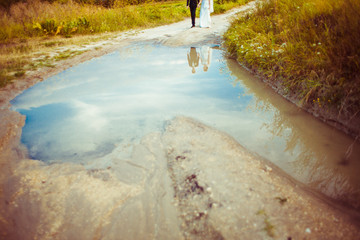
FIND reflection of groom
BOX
[187,47,199,74]
[187,0,200,28]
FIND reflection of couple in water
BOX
[187,46,212,73]
[187,0,214,28]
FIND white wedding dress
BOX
[200,46,212,71]
[199,0,214,28]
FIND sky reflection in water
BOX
[12,44,255,162]
[11,44,360,209]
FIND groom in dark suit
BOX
[187,0,200,28]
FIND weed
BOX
[14,71,25,77]
[256,209,266,215]
[54,50,72,61]
[224,0,360,120]
[44,63,56,68]
[54,50,86,61]
[44,41,61,47]
[0,70,13,87]
[256,209,276,238]
[264,217,275,238]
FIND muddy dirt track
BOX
[1,2,360,239]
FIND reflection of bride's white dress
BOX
[199,0,213,28]
[200,46,212,71]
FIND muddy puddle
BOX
[10,43,360,213]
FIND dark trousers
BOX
[190,6,196,27]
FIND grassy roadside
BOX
[0,0,250,87]
[224,0,360,125]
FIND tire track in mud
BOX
[167,150,224,240]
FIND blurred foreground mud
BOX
[1,116,359,239]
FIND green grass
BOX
[54,49,87,61]
[224,0,360,119]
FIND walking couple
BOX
[187,0,214,28]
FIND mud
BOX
[1,116,360,239]
[164,117,360,239]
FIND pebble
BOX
[305,228,311,234]
[265,166,272,172]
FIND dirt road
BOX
[0,2,359,239]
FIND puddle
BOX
[10,43,360,211]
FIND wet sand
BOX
[1,2,360,239]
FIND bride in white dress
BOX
[199,0,214,28]
[200,46,212,72]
